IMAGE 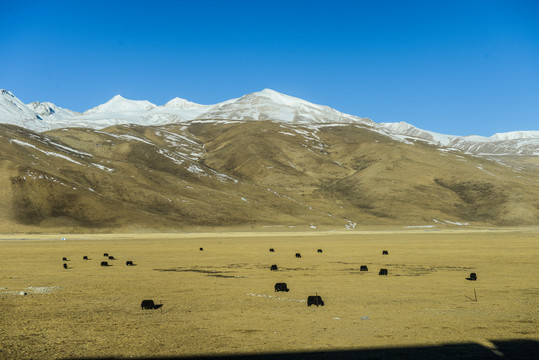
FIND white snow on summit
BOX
[27,101,56,117]
[195,88,375,125]
[378,121,456,146]
[27,101,80,120]
[379,121,539,156]
[0,89,45,129]
[84,95,156,115]
[1,88,537,156]
[162,97,205,110]
[490,131,539,141]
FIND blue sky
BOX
[1,0,538,136]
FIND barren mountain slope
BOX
[0,121,537,233]
[0,123,343,233]
[191,122,539,226]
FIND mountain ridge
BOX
[0,88,537,157]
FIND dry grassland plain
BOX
[0,229,538,359]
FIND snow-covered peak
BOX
[27,101,80,121]
[252,88,309,107]
[236,88,323,109]
[1,88,537,156]
[0,89,45,129]
[1,89,15,97]
[27,101,57,117]
[379,121,456,146]
[379,121,539,156]
[162,97,205,109]
[490,131,539,141]
[84,95,157,115]
[198,88,374,125]
[380,121,539,146]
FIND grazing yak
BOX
[108,256,116,260]
[83,256,89,260]
[101,261,109,267]
[270,264,278,271]
[379,268,388,276]
[62,257,68,261]
[295,253,302,258]
[141,300,162,310]
[467,273,477,281]
[63,263,68,269]
[103,253,108,257]
[360,265,368,271]
[317,249,323,253]
[274,283,289,292]
[382,250,389,255]
[141,300,154,309]
[126,261,134,266]
[307,295,324,307]
[200,248,204,251]
[269,248,275,252]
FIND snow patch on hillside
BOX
[10,139,83,165]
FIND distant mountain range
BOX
[1,88,538,156]
[0,88,537,233]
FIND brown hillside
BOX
[0,121,537,233]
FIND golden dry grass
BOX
[0,229,538,359]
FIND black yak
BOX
[141,300,162,310]
[307,295,324,307]
[467,273,477,281]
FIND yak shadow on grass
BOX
[71,339,538,360]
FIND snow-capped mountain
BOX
[379,121,455,146]
[162,97,205,110]
[195,88,374,125]
[2,89,538,232]
[0,89,44,128]
[0,88,537,156]
[27,101,80,120]
[83,95,156,115]
[378,121,539,156]
[27,101,56,117]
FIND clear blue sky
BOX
[1,0,538,136]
